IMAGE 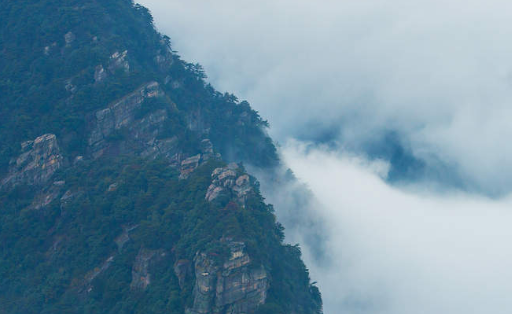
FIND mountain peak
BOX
[0,1,321,313]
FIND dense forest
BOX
[0,0,322,313]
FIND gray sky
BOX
[138,1,512,313]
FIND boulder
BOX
[205,165,254,205]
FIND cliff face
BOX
[0,1,322,314]
[1,134,63,190]
[187,240,268,314]
[87,81,169,159]
[130,248,167,291]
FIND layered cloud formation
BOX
[138,0,512,313]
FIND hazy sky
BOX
[138,1,512,313]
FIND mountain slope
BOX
[0,1,322,313]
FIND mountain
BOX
[0,1,322,313]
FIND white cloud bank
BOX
[283,142,512,314]
[137,1,512,313]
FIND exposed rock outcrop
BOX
[174,259,192,289]
[64,31,75,46]
[114,225,138,251]
[178,140,219,179]
[205,164,254,205]
[187,109,209,134]
[108,50,129,73]
[200,139,215,162]
[107,182,119,192]
[87,83,221,178]
[60,189,82,210]
[81,255,115,294]
[180,154,202,179]
[31,185,62,209]
[186,239,268,314]
[1,134,63,190]
[88,81,176,158]
[154,48,174,72]
[130,248,166,290]
[94,65,107,83]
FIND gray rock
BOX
[205,165,254,205]
[81,255,115,294]
[205,186,224,202]
[1,134,63,190]
[107,182,118,192]
[73,156,84,165]
[130,248,166,290]
[180,154,202,179]
[64,31,76,45]
[31,188,61,210]
[200,139,213,155]
[200,139,218,162]
[186,239,268,314]
[94,65,107,83]
[108,50,129,73]
[60,189,74,202]
[154,48,173,72]
[88,81,169,158]
[114,225,138,252]
[174,259,192,289]
[187,109,209,134]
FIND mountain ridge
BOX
[0,1,322,313]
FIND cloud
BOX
[281,141,512,314]
[139,0,512,194]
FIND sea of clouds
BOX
[138,0,512,312]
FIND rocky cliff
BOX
[1,134,63,190]
[187,239,268,314]
[87,81,178,159]
[0,1,322,313]
[206,164,254,206]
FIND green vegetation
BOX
[0,157,321,314]
[0,0,277,175]
[0,0,321,313]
